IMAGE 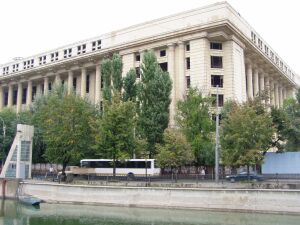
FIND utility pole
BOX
[215,85,219,182]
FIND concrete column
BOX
[44,77,49,95]
[253,68,259,97]
[274,82,279,108]
[270,79,275,106]
[0,86,3,110]
[283,87,287,101]
[68,70,74,94]
[55,73,61,85]
[8,84,13,107]
[26,80,32,106]
[279,86,284,107]
[36,83,42,96]
[167,43,176,127]
[95,64,101,103]
[246,64,253,99]
[177,41,185,100]
[265,76,271,105]
[81,67,87,98]
[16,82,23,113]
[259,73,265,92]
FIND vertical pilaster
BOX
[274,82,279,108]
[36,83,42,96]
[279,86,283,107]
[177,41,185,100]
[265,75,271,105]
[26,80,32,106]
[95,64,101,103]
[68,70,74,94]
[16,82,23,113]
[81,67,87,98]
[44,77,49,95]
[55,73,61,85]
[253,68,259,97]
[270,79,275,106]
[246,64,253,99]
[167,43,176,127]
[259,73,265,92]
[8,84,13,108]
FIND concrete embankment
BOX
[20,181,300,214]
[0,179,20,199]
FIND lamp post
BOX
[0,116,6,168]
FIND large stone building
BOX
[0,2,299,125]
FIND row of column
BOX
[246,63,289,107]
[0,64,102,113]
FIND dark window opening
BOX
[160,50,166,57]
[4,92,8,106]
[100,101,103,112]
[22,88,27,104]
[135,67,140,78]
[73,77,77,90]
[211,56,223,68]
[135,54,140,62]
[212,94,224,107]
[48,82,52,91]
[13,90,17,105]
[86,75,90,93]
[210,42,222,50]
[101,77,104,89]
[186,44,190,51]
[211,75,223,88]
[159,62,168,72]
[32,86,37,101]
[186,57,190,70]
[186,76,191,89]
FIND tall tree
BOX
[101,59,112,102]
[137,50,172,157]
[176,88,215,166]
[96,94,136,177]
[32,85,97,177]
[111,53,123,93]
[221,102,274,173]
[123,68,137,102]
[156,128,194,171]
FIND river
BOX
[0,200,300,225]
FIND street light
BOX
[0,116,6,168]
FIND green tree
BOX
[176,88,215,166]
[32,85,97,176]
[137,50,172,157]
[123,68,137,102]
[283,88,300,151]
[101,59,112,102]
[111,53,123,93]
[96,94,136,177]
[221,102,274,173]
[156,129,194,171]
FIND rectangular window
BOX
[22,88,27,104]
[186,44,190,51]
[211,75,223,88]
[51,52,59,62]
[86,75,90,93]
[92,40,101,51]
[4,92,8,106]
[212,94,224,107]
[159,62,168,72]
[186,57,190,70]
[13,90,18,105]
[210,42,222,50]
[211,56,223,68]
[186,76,190,89]
[135,54,140,62]
[77,44,86,55]
[48,82,52,91]
[160,50,166,57]
[135,67,140,79]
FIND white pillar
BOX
[55,73,61,85]
[81,67,87,98]
[8,84,13,108]
[177,41,185,100]
[36,83,42,96]
[68,70,74,94]
[283,87,287,100]
[265,76,271,105]
[95,64,101,103]
[259,73,265,92]
[26,80,32,106]
[0,86,3,110]
[167,43,176,127]
[279,86,283,107]
[44,77,49,95]
[270,79,275,106]
[17,82,23,113]
[253,68,259,97]
[274,82,279,108]
[246,64,253,99]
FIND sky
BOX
[0,0,299,74]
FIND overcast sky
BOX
[0,0,299,74]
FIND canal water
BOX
[1,200,300,225]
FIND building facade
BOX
[0,2,299,126]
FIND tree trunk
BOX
[113,159,116,178]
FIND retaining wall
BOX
[0,179,20,199]
[20,182,300,214]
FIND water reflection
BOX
[0,199,300,225]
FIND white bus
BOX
[79,159,161,177]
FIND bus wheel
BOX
[127,172,135,180]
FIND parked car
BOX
[226,172,263,182]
